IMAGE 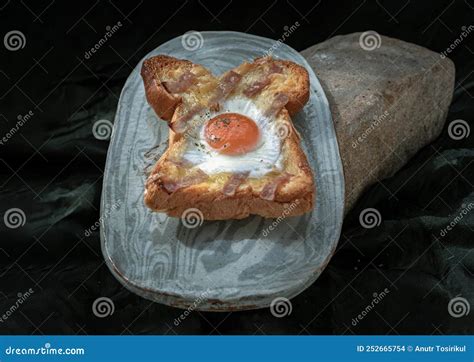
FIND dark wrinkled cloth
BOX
[0,0,472,334]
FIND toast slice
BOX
[141,55,314,220]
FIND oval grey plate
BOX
[100,31,344,311]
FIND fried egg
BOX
[182,97,283,178]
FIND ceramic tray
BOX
[100,31,344,311]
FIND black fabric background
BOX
[0,0,473,334]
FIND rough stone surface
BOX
[301,32,455,212]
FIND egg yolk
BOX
[204,113,260,155]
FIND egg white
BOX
[182,97,283,178]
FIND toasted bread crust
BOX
[141,55,314,220]
[141,55,215,122]
[255,57,310,116]
[233,57,310,116]
[141,65,180,121]
[145,187,313,219]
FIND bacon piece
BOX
[209,70,242,107]
[260,173,292,201]
[255,57,283,73]
[162,70,195,93]
[169,105,204,134]
[148,169,208,194]
[243,78,272,97]
[264,93,289,117]
[223,172,249,196]
[243,60,284,98]
[164,170,208,193]
[167,158,195,169]
[268,61,283,74]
